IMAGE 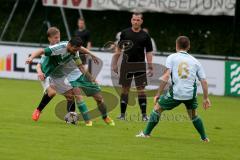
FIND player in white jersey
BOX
[136,36,211,142]
[32,27,76,122]
[48,51,115,126]
[27,37,115,126]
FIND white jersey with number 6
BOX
[165,51,206,100]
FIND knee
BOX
[154,104,164,113]
[187,110,197,120]
[94,95,104,104]
[47,89,56,97]
[75,95,83,103]
[65,95,74,101]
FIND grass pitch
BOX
[0,78,239,160]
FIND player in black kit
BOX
[111,12,153,121]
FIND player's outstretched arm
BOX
[111,47,121,73]
[200,79,211,110]
[79,46,99,64]
[154,69,171,104]
[36,63,45,81]
[78,64,96,82]
[74,58,95,82]
[26,49,44,64]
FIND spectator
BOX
[74,18,92,64]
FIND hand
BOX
[112,64,118,74]
[203,98,211,110]
[154,95,160,104]
[26,57,33,64]
[37,72,45,81]
[147,67,153,77]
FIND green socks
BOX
[77,101,91,121]
[143,110,160,135]
[143,111,207,139]
[192,116,207,140]
[97,102,108,119]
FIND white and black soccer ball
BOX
[64,112,79,124]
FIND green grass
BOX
[0,78,239,160]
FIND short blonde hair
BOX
[47,27,60,38]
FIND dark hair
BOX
[132,12,143,19]
[69,37,83,47]
[78,18,85,22]
[47,27,60,37]
[176,36,190,50]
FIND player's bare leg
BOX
[63,89,76,112]
[92,93,115,126]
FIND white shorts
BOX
[41,77,51,93]
[41,76,73,94]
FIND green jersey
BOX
[40,41,81,77]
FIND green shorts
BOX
[70,75,101,96]
[158,93,198,110]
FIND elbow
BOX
[200,79,208,87]
[160,74,170,82]
[165,74,170,81]
[201,79,207,84]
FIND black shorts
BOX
[119,63,147,87]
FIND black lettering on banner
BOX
[129,0,137,7]
[114,0,125,6]
[225,0,235,10]
[29,61,38,73]
[13,53,24,72]
[158,0,168,8]
[203,0,212,10]
[168,0,177,9]
[189,0,195,9]
[148,0,158,8]
[214,0,223,9]
[138,0,146,7]
[179,0,189,9]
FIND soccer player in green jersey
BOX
[136,36,211,142]
[32,27,76,122]
[26,37,115,126]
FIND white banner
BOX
[42,0,236,16]
[0,44,225,95]
[91,51,225,95]
[0,45,40,80]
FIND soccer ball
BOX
[64,112,79,124]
